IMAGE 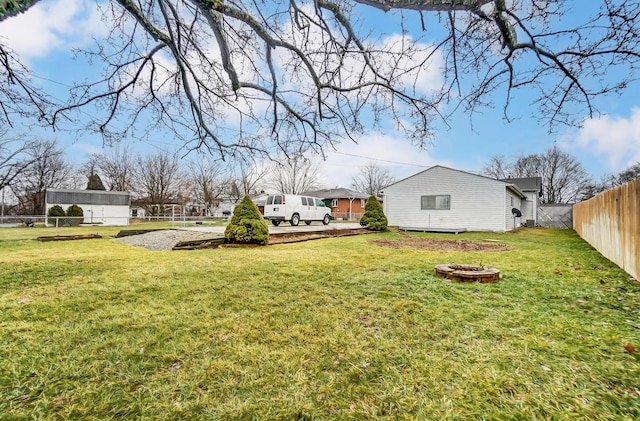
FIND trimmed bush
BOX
[47,205,65,225]
[48,205,65,217]
[66,204,84,217]
[224,195,269,245]
[359,195,388,231]
[66,204,84,226]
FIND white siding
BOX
[521,191,538,223]
[45,203,130,226]
[505,190,522,231]
[383,166,508,232]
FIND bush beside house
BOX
[66,204,84,226]
[224,195,269,245]
[359,196,388,231]
[47,205,65,225]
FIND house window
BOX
[331,199,338,207]
[361,199,366,208]
[421,195,450,210]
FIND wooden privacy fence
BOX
[573,179,640,281]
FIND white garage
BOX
[45,189,131,226]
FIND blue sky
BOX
[1,0,639,188]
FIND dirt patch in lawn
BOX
[370,238,510,252]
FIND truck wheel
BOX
[322,214,331,225]
[290,214,300,226]
[272,220,281,226]
[305,221,312,225]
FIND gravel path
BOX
[114,223,364,251]
[114,230,222,251]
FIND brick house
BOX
[304,188,373,221]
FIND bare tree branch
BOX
[2,0,640,157]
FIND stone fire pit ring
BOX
[435,264,500,283]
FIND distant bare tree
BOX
[10,139,71,214]
[616,162,640,185]
[185,154,229,215]
[481,155,510,180]
[351,162,396,197]
[540,147,590,203]
[483,146,591,203]
[266,157,322,195]
[1,133,36,216]
[134,152,183,214]
[92,145,135,191]
[228,158,268,203]
[0,133,35,193]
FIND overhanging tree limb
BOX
[2,0,640,157]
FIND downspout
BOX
[349,197,354,221]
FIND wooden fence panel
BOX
[573,179,640,281]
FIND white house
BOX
[45,189,131,226]
[499,177,542,225]
[382,166,536,232]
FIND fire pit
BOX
[434,264,500,283]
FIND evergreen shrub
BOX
[66,204,84,226]
[359,195,388,231]
[224,195,269,245]
[47,205,65,225]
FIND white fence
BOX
[331,212,364,221]
[0,215,230,228]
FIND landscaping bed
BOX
[371,237,510,252]
[173,227,374,250]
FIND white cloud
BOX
[311,133,450,188]
[70,142,103,160]
[568,108,640,170]
[0,0,108,60]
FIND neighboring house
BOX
[129,199,184,219]
[382,166,534,232]
[304,188,371,221]
[500,176,542,225]
[252,193,271,215]
[45,189,131,226]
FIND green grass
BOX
[0,220,225,242]
[1,228,639,419]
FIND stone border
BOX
[434,264,500,283]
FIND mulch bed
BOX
[370,238,510,252]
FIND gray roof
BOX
[500,177,542,192]
[303,188,369,200]
[46,189,131,206]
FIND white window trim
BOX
[420,195,451,210]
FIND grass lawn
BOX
[0,227,639,419]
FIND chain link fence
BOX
[538,204,573,229]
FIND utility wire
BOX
[329,150,430,168]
